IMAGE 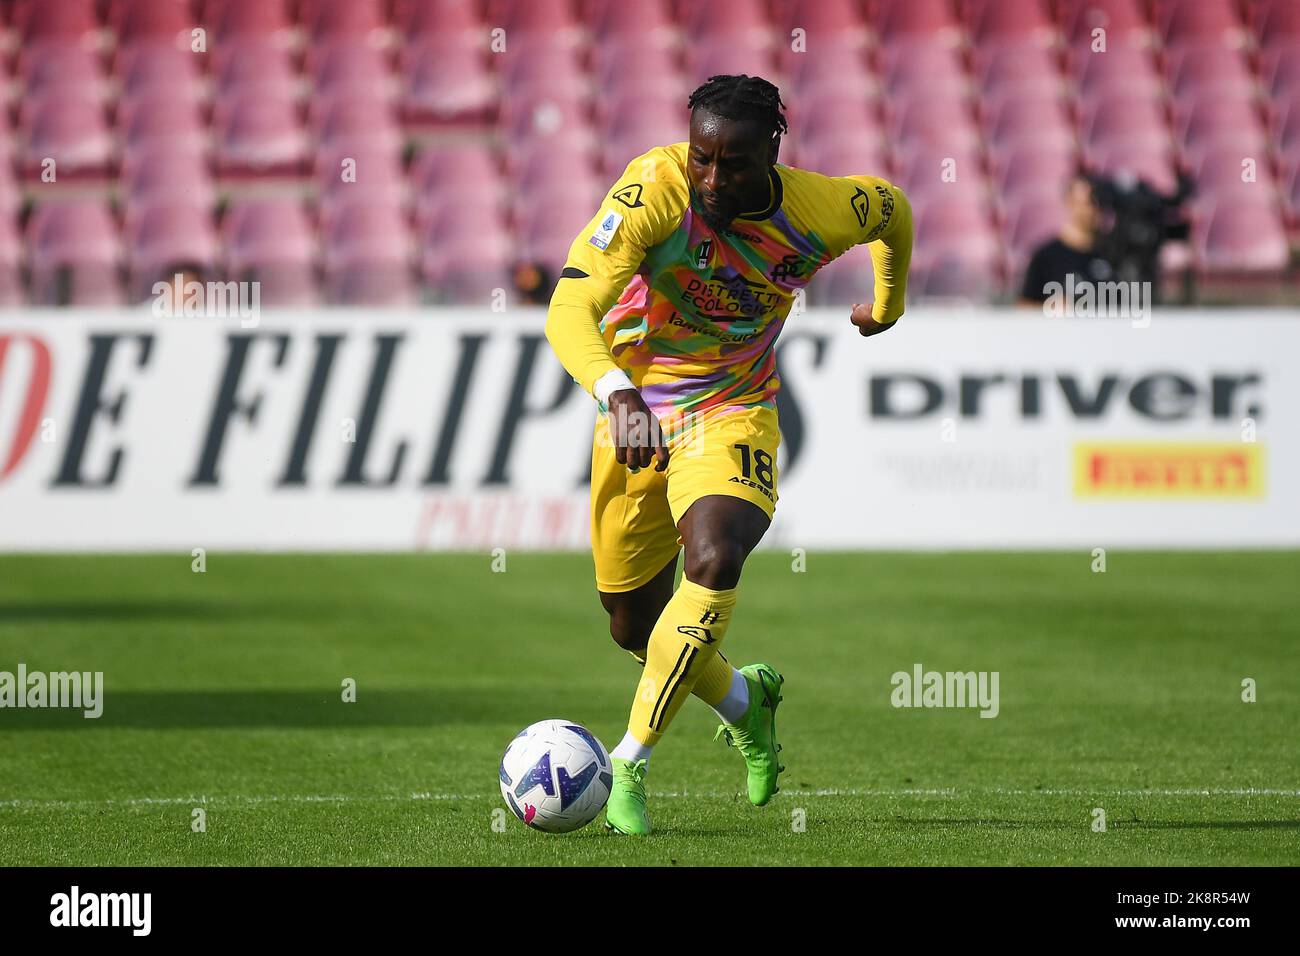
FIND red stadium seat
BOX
[966,0,1055,49]
[1060,0,1150,47]
[422,233,514,305]
[207,0,294,45]
[1252,0,1300,49]
[300,0,386,42]
[990,143,1079,199]
[126,202,218,290]
[223,199,320,305]
[323,204,414,306]
[21,43,106,101]
[1156,0,1244,51]
[21,96,114,176]
[974,43,1061,97]
[1084,141,1179,194]
[120,95,206,152]
[308,41,395,100]
[1165,41,1255,101]
[874,0,962,46]
[13,0,99,44]
[27,201,123,306]
[396,0,487,44]
[811,245,875,306]
[983,91,1074,150]
[403,41,495,124]
[117,43,202,102]
[122,150,216,208]
[110,0,192,45]
[1195,200,1290,274]
[214,95,308,174]
[683,37,775,80]
[770,0,866,41]
[0,218,24,307]
[313,97,403,154]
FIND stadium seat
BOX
[403,40,495,124]
[966,0,1055,49]
[122,149,216,208]
[21,96,114,176]
[110,0,192,45]
[224,199,320,305]
[1060,0,1150,47]
[27,201,123,306]
[874,0,962,46]
[1156,0,1244,51]
[323,204,415,305]
[206,0,294,46]
[309,41,395,100]
[301,0,386,41]
[214,95,308,174]
[1195,200,1290,274]
[126,202,219,296]
[13,0,99,44]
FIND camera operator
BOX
[1019,174,1115,307]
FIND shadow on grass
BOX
[0,686,574,730]
[0,599,367,624]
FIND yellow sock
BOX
[689,651,733,707]
[627,576,737,746]
[628,647,733,708]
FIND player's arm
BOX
[843,176,914,337]
[544,156,680,469]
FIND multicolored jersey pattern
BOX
[554,142,912,427]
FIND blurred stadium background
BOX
[0,0,1297,309]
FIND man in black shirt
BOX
[1020,175,1115,306]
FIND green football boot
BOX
[604,757,651,835]
[714,663,786,806]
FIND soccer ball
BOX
[499,719,613,833]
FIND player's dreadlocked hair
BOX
[687,74,789,141]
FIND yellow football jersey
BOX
[546,142,912,423]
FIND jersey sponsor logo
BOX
[611,183,644,208]
[681,275,781,318]
[865,184,895,241]
[720,226,762,242]
[769,253,814,282]
[850,186,870,227]
[695,239,712,268]
[666,311,762,343]
[588,208,624,250]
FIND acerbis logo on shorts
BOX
[729,475,775,503]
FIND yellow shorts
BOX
[589,404,780,593]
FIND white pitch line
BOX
[1,786,1298,812]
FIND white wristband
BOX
[593,368,635,406]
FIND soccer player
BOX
[544,74,913,834]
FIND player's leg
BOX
[615,405,781,756]
[618,493,768,752]
[600,554,749,721]
[588,415,681,834]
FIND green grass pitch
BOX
[1,551,1296,866]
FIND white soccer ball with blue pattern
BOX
[499,719,613,832]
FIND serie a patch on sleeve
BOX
[588,208,624,251]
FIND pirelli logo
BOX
[1073,443,1264,497]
